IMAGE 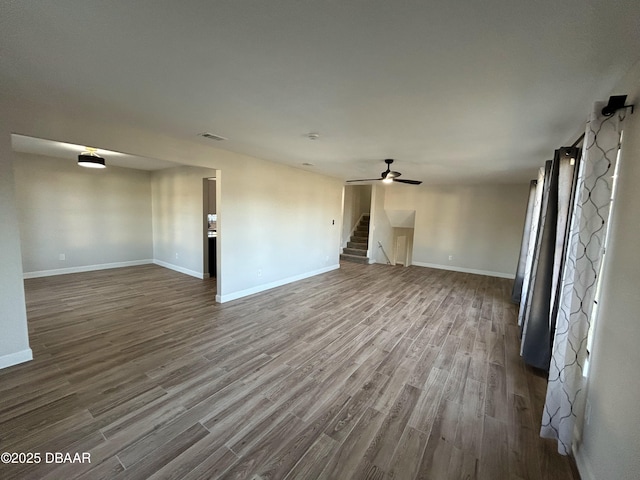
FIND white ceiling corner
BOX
[2,1,639,183]
[10,134,180,171]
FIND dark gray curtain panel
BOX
[549,148,580,329]
[520,160,555,369]
[511,180,538,303]
[520,148,579,371]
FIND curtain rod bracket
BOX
[601,95,634,117]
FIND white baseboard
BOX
[153,260,205,279]
[411,261,515,279]
[573,444,596,480]
[217,264,340,303]
[0,348,33,370]
[23,260,153,279]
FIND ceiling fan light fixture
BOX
[78,148,106,168]
[346,159,422,185]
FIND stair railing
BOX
[377,241,392,265]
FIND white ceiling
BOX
[11,134,181,171]
[2,1,639,183]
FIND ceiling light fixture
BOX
[347,159,422,185]
[307,132,320,140]
[78,147,106,169]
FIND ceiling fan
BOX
[346,159,422,185]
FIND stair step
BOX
[347,241,367,249]
[352,231,368,238]
[340,254,369,265]
[343,247,367,256]
[356,227,369,233]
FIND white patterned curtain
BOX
[540,101,625,455]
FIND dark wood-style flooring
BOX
[0,263,579,479]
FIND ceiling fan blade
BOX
[346,178,382,183]
[350,159,421,185]
[394,178,422,185]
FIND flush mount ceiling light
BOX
[78,147,106,168]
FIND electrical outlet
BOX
[448,255,453,261]
[59,253,66,261]
[175,253,179,259]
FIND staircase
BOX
[340,214,370,264]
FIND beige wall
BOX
[0,123,31,368]
[384,182,528,277]
[13,153,153,275]
[218,155,343,299]
[575,60,640,480]
[207,179,217,214]
[359,185,372,214]
[151,166,216,278]
[370,184,394,264]
[2,96,344,309]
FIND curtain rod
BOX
[570,95,635,148]
[571,133,585,148]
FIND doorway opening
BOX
[203,177,218,291]
[341,184,372,264]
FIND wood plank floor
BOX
[0,263,579,479]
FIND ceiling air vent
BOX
[199,132,227,141]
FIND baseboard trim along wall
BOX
[0,348,33,370]
[217,264,340,303]
[411,261,515,279]
[152,260,205,279]
[23,260,153,279]
[573,445,596,480]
